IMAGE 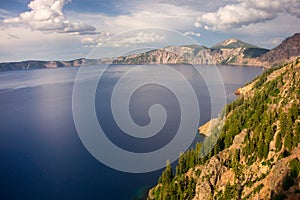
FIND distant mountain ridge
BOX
[1,33,299,72]
[104,39,269,65]
[0,59,86,72]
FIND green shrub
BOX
[282,175,294,190]
[289,158,300,178]
[272,193,287,200]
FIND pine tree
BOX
[162,160,173,185]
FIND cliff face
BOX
[100,34,299,66]
[148,58,300,200]
[164,45,215,64]
[259,33,300,67]
[111,49,186,64]
[101,33,299,67]
[1,33,299,72]
[0,58,86,72]
[105,40,269,65]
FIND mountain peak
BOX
[221,38,240,45]
[212,38,259,49]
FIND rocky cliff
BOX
[0,58,86,72]
[102,39,269,65]
[111,49,186,64]
[1,33,299,72]
[97,34,299,66]
[259,33,300,68]
[148,58,300,200]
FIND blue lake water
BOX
[0,64,262,200]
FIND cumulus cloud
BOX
[3,0,97,35]
[80,36,101,48]
[101,32,165,47]
[81,37,97,44]
[98,31,114,37]
[80,31,115,48]
[183,31,201,37]
[195,0,300,31]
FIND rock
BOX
[229,129,247,150]
[235,81,256,95]
[193,156,227,200]
[198,118,219,136]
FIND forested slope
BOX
[148,58,300,200]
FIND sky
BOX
[0,0,299,62]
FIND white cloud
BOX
[194,22,201,28]
[0,26,89,62]
[80,31,115,48]
[85,3,201,32]
[98,31,114,37]
[129,0,237,12]
[195,0,300,31]
[3,0,97,35]
[235,13,300,36]
[1,0,298,61]
[80,37,97,44]
[102,32,165,47]
[80,36,101,48]
[183,31,201,37]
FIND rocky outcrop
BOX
[191,144,300,200]
[198,118,219,136]
[235,81,257,95]
[192,156,228,200]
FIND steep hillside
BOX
[259,33,300,68]
[210,38,269,65]
[148,58,300,200]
